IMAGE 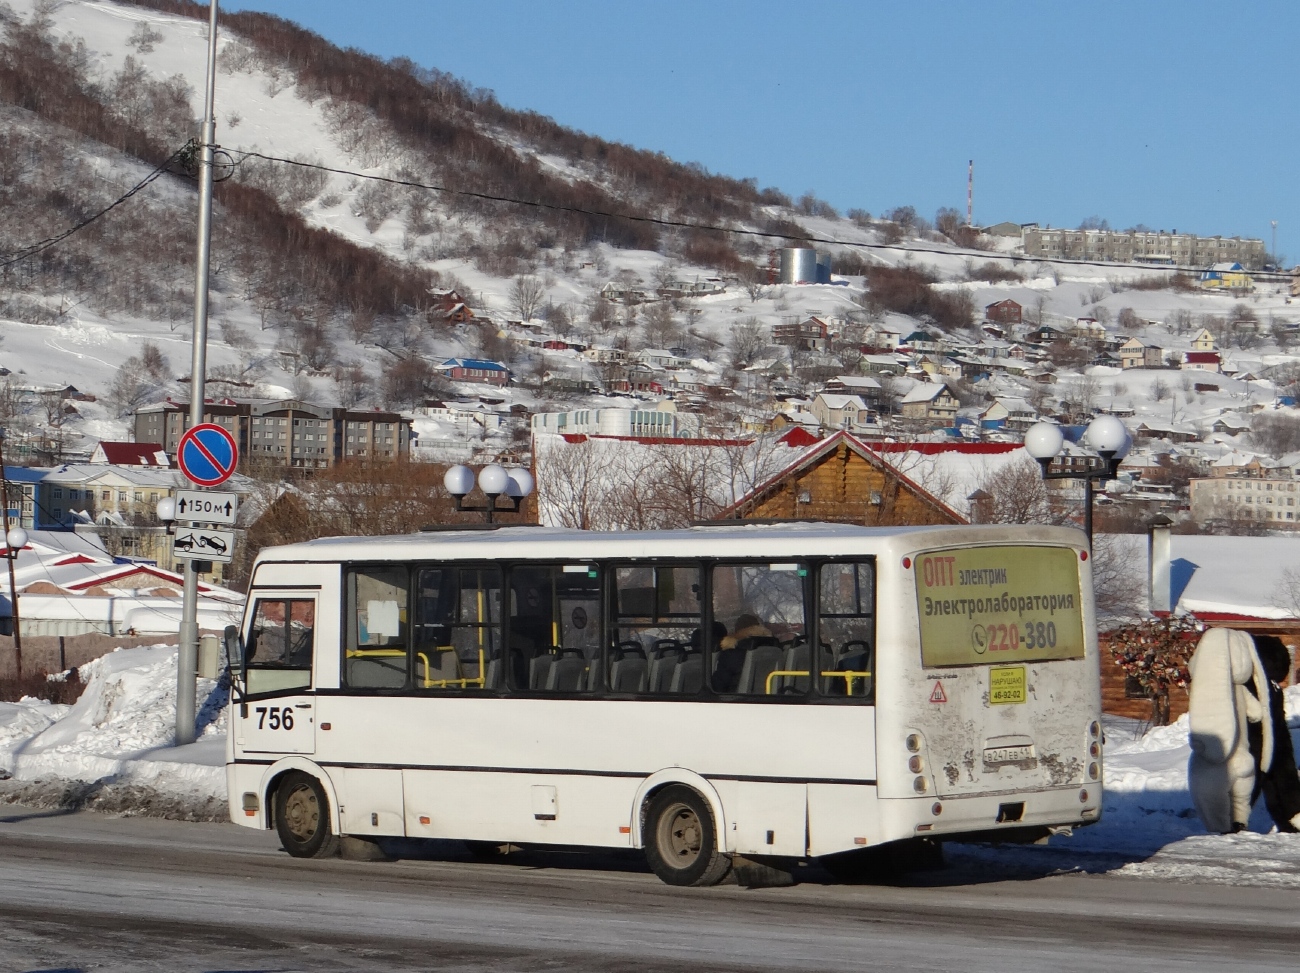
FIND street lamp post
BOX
[1,525,26,679]
[0,429,24,677]
[1023,415,1132,549]
[443,464,535,523]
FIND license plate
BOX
[984,745,1034,764]
[989,665,1026,705]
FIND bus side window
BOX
[245,597,314,695]
[414,566,502,692]
[610,565,701,695]
[345,566,410,690]
[817,561,875,700]
[507,564,600,694]
[710,563,808,697]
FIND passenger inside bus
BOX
[713,613,779,694]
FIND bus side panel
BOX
[403,770,636,847]
[727,782,806,857]
[807,784,883,857]
[333,767,405,836]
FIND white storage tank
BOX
[778,247,820,284]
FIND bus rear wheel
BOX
[275,771,340,859]
[644,786,730,887]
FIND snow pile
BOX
[2,645,1300,883]
[0,645,227,818]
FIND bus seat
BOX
[775,641,810,694]
[735,639,783,695]
[614,639,647,659]
[668,652,703,694]
[586,654,604,691]
[648,642,684,693]
[528,652,554,691]
[546,652,585,692]
[484,655,503,690]
[609,655,648,693]
[346,655,405,689]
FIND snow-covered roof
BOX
[813,393,869,410]
[89,442,171,467]
[901,382,946,404]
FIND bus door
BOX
[235,593,318,755]
[908,545,1091,798]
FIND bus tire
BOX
[274,771,340,859]
[644,786,731,887]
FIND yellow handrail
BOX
[347,646,488,689]
[764,669,873,695]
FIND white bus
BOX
[226,522,1102,885]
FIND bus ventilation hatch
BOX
[996,802,1025,824]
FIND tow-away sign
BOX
[175,490,238,525]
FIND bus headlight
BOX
[913,776,929,794]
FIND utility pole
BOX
[178,0,219,747]
[1271,220,1278,266]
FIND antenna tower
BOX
[967,160,973,227]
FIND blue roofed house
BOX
[439,358,511,387]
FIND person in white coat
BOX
[1187,628,1272,834]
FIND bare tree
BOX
[510,275,546,321]
[745,280,769,303]
[971,457,1061,525]
[381,356,439,410]
[642,301,681,348]
[332,364,372,408]
[1151,377,1171,402]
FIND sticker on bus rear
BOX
[988,665,1027,705]
[914,546,1085,668]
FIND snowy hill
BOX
[0,0,1298,479]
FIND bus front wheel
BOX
[275,771,340,859]
[644,786,731,887]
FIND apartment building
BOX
[1190,477,1300,530]
[133,398,413,470]
[1023,227,1265,269]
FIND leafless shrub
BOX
[127,22,164,54]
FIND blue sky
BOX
[225,0,1297,259]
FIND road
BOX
[0,806,1298,972]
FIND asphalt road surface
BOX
[1,806,1298,972]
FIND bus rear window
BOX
[914,546,1085,668]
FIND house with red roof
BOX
[88,442,171,467]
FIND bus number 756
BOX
[255,706,295,731]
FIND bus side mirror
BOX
[223,624,243,667]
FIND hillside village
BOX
[2,0,1300,626]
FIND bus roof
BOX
[252,522,1085,566]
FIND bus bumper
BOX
[887,785,1102,843]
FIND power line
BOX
[0,143,193,271]
[229,148,1292,283]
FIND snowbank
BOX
[2,645,1300,883]
[0,644,227,818]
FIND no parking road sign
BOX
[177,423,239,487]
